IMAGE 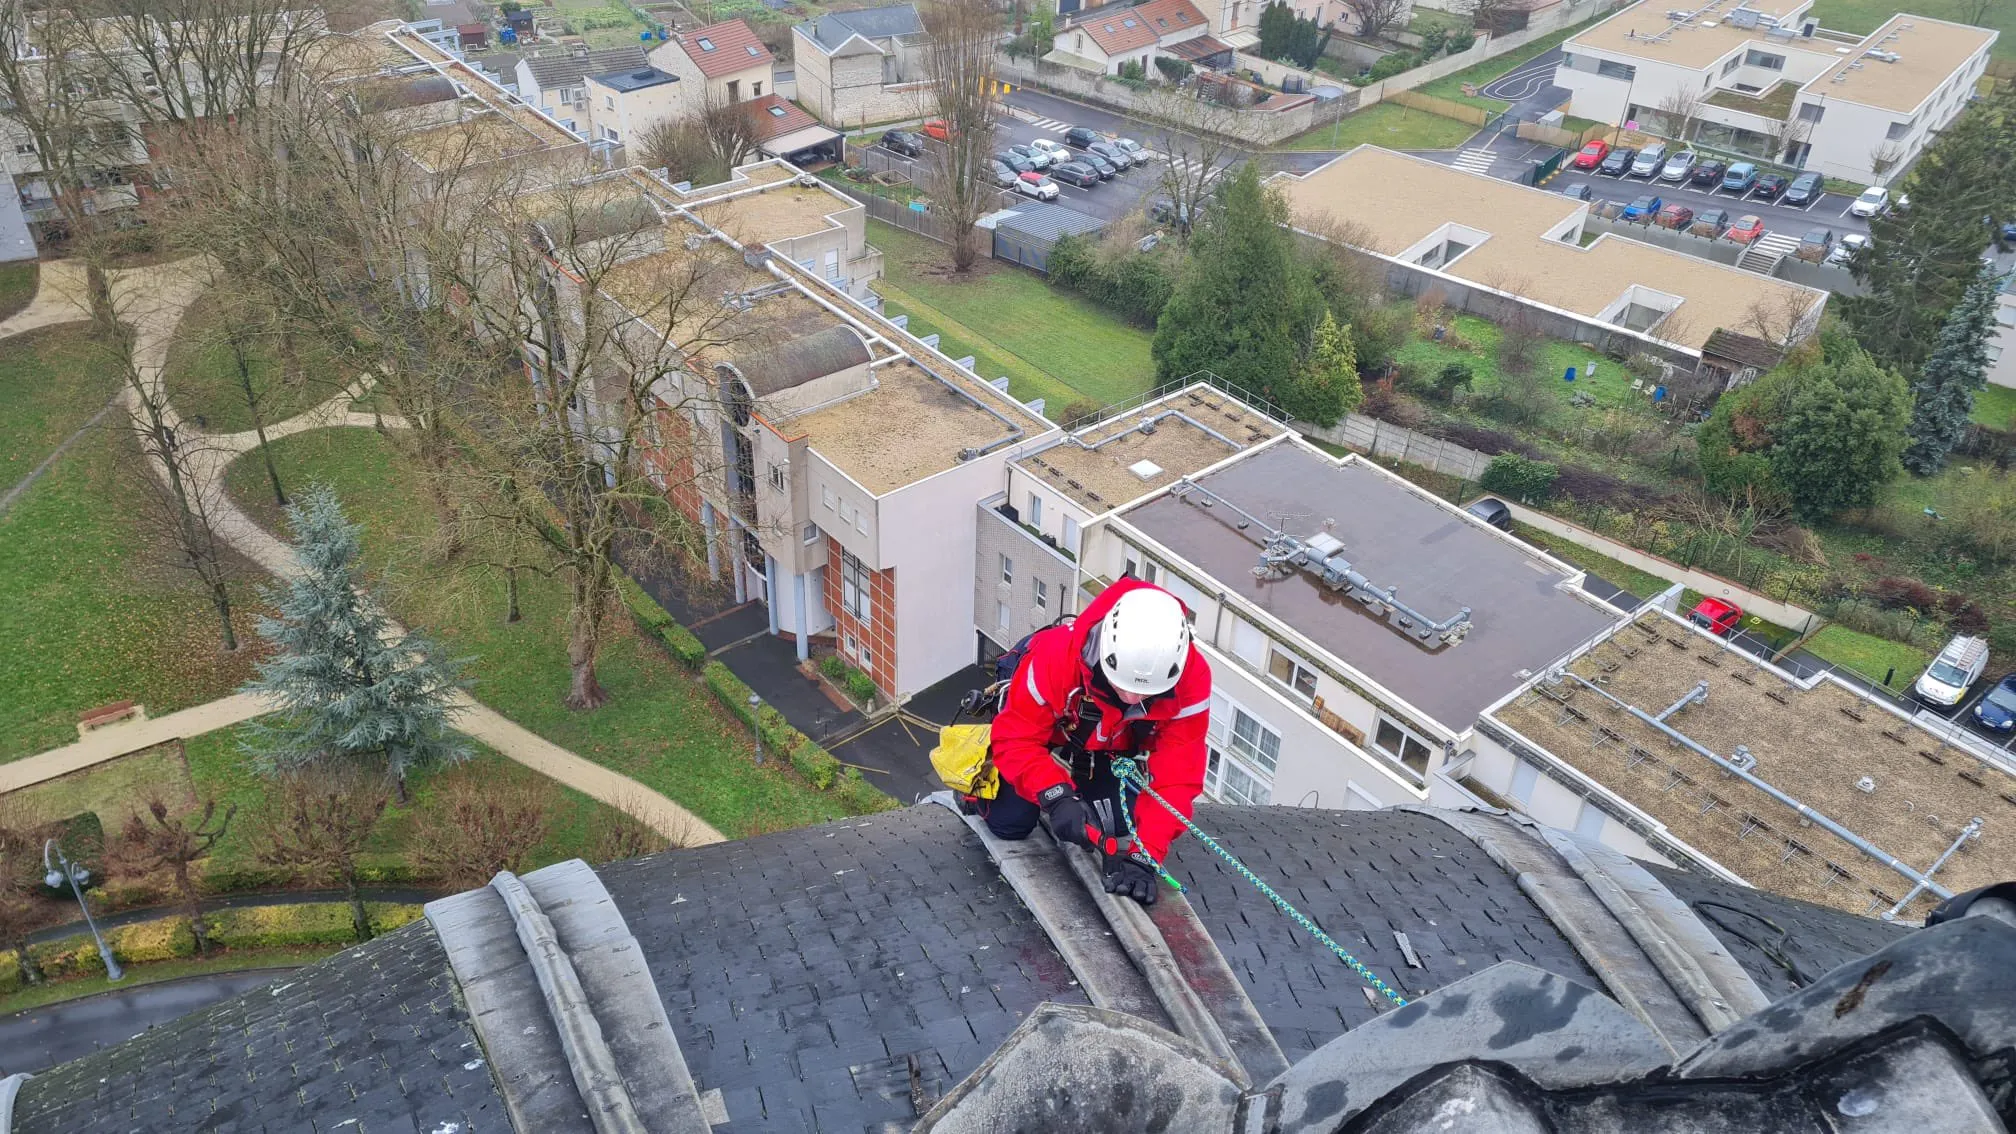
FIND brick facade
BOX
[823,534,897,695]
[644,401,705,525]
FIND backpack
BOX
[993,615,1074,686]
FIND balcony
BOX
[1706,79,1799,122]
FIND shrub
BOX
[1479,453,1559,502]
[1419,27,1448,55]
[1433,362,1474,401]
[1447,30,1476,51]
[1366,51,1417,81]
[617,573,707,670]
[659,624,706,669]
[1867,576,1941,613]
[833,768,900,814]
[1117,59,1146,82]
[6,904,427,985]
[789,738,841,789]
[1154,56,1192,83]
[703,660,759,725]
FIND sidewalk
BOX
[0,261,91,340]
[0,694,272,795]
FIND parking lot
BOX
[1554,152,1873,241]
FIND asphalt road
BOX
[0,969,299,1075]
[1551,160,1872,242]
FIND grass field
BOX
[1802,624,1932,688]
[1807,0,2014,63]
[1,331,263,762]
[161,292,341,435]
[220,427,856,838]
[1511,521,1673,599]
[1277,101,1481,152]
[0,262,37,323]
[1414,14,1616,113]
[868,219,1156,410]
[1394,312,1618,405]
[1973,383,2016,429]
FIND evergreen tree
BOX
[1903,265,2000,475]
[242,484,469,800]
[1257,2,1292,59]
[1282,309,1361,425]
[1769,340,1912,523]
[1152,162,1322,406]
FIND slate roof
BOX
[678,18,776,77]
[521,45,648,92]
[1700,327,1787,372]
[797,3,925,53]
[12,919,508,1133]
[1645,863,1911,1001]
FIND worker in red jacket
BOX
[984,577,1211,905]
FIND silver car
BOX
[1629,142,1667,178]
[1008,143,1053,170]
[1659,150,1696,182]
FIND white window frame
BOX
[824,249,840,281]
[1123,548,1159,584]
[822,485,835,510]
[1510,759,1540,804]
[1034,578,1048,612]
[1027,492,1042,528]
[1000,554,1014,585]
[768,462,786,492]
[1266,647,1318,703]
[840,548,872,625]
[1204,690,1276,805]
[1062,515,1080,555]
[1372,714,1436,778]
[803,522,820,544]
[997,600,1010,630]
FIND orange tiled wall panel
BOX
[823,535,898,695]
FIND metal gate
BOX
[1528,147,1568,185]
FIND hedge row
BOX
[615,572,707,670]
[0,903,426,993]
[700,661,848,789]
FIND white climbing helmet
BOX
[1098,587,1192,698]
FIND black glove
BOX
[1103,850,1160,906]
[1038,785,1100,850]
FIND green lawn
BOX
[1394,312,1620,405]
[1414,14,1616,113]
[161,291,340,435]
[1,333,263,761]
[1802,624,1931,688]
[868,219,1156,410]
[1277,101,1481,152]
[1973,383,2016,429]
[220,427,856,839]
[1512,521,1673,599]
[1807,0,2014,64]
[0,262,37,323]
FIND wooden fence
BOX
[1387,88,1489,127]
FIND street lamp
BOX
[749,693,765,765]
[44,838,122,982]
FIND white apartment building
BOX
[1553,0,1995,183]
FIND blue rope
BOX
[1112,757,1410,1009]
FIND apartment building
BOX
[1553,0,1995,183]
[512,45,648,135]
[791,4,934,128]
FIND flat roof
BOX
[693,181,852,248]
[1567,0,1817,70]
[399,109,557,172]
[593,66,680,92]
[1015,385,1283,513]
[1121,444,1620,731]
[599,234,782,342]
[786,360,1049,494]
[1489,608,2014,919]
[1809,15,1996,114]
[1279,147,1823,354]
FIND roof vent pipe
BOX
[1658,680,1710,722]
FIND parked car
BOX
[1087,140,1133,170]
[1689,158,1727,186]
[1629,143,1667,178]
[1916,635,1990,707]
[1621,194,1663,221]
[1598,147,1636,176]
[1465,497,1512,531]
[1782,172,1823,207]
[1752,172,1789,201]
[1111,137,1150,162]
[987,160,1017,189]
[1063,126,1107,149]
[1826,231,1869,266]
[1008,143,1052,169]
[1659,150,1697,182]
[1849,185,1891,217]
[1721,162,1759,193]
[1051,161,1101,188]
[1030,138,1073,162]
[1796,226,1834,260]
[1999,219,2016,248]
[1688,597,1744,638]
[1570,140,1610,170]
[1149,197,1197,228]
[879,129,923,157]
[1655,203,1695,229]
[1559,182,1595,201]
[1687,207,1731,237]
[1972,673,2016,733]
[920,118,955,141]
[995,150,1034,174]
[1723,214,1766,243]
[1014,171,1059,201]
[1077,149,1118,178]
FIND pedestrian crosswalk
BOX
[1451,148,1497,175]
[1027,115,1074,132]
[1160,154,1221,187]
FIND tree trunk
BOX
[345,871,373,943]
[505,567,522,623]
[210,579,239,652]
[10,937,42,985]
[176,863,210,955]
[565,567,610,709]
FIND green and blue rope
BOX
[1111,756,1410,1009]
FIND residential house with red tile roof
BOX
[1049,0,1212,76]
[650,18,777,107]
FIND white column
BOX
[766,554,780,636]
[794,572,810,662]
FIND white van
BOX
[1914,635,1989,706]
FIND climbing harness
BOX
[1112,756,1411,1009]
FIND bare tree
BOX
[410,770,553,888]
[702,92,763,171]
[922,0,1002,271]
[1743,289,1820,353]
[1341,0,1411,39]
[1459,0,1511,36]
[253,766,389,943]
[590,802,674,863]
[0,4,140,239]
[0,802,49,988]
[112,796,236,954]
[1140,89,1245,238]
[1656,87,1705,146]
[1868,139,1905,179]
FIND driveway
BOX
[0,969,298,1075]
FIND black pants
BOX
[981,754,1127,843]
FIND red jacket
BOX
[992,577,1211,859]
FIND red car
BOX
[1722,214,1766,243]
[920,118,955,141]
[1570,140,1610,170]
[1688,597,1744,638]
[1654,203,1695,229]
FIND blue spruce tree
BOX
[242,484,469,800]
[1903,265,1999,476]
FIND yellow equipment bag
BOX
[931,724,1000,799]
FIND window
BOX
[1266,648,1318,702]
[1575,801,1607,839]
[840,548,872,624]
[1000,554,1014,585]
[562,86,584,103]
[1596,60,1636,81]
[1721,54,1741,76]
[12,142,31,155]
[997,601,1010,630]
[1886,120,1911,141]
[1228,709,1280,774]
[860,641,872,666]
[696,35,715,50]
[768,104,787,117]
[1743,49,1784,71]
[843,631,857,656]
[727,80,740,102]
[821,485,835,510]
[1373,715,1434,777]
[604,94,615,109]
[1062,516,1079,555]
[1122,550,1158,584]
[1027,492,1042,528]
[824,249,840,281]
[1206,750,1270,805]
[1797,102,1824,123]
[768,462,786,491]
[803,522,820,544]
[601,125,619,142]
[838,498,858,526]
[1034,579,1048,611]
[752,81,763,96]
[1509,759,1539,804]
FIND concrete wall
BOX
[974,498,1079,652]
[883,453,1013,698]
[795,37,937,128]
[1467,722,1679,865]
[586,76,684,145]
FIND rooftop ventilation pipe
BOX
[1171,480,1473,648]
[1557,672,1957,900]
[1657,680,1709,722]
[1073,409,1242,452]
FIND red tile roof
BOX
[743,92,818,142]
[678,19,775,78]
[1077,0,1205,57]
